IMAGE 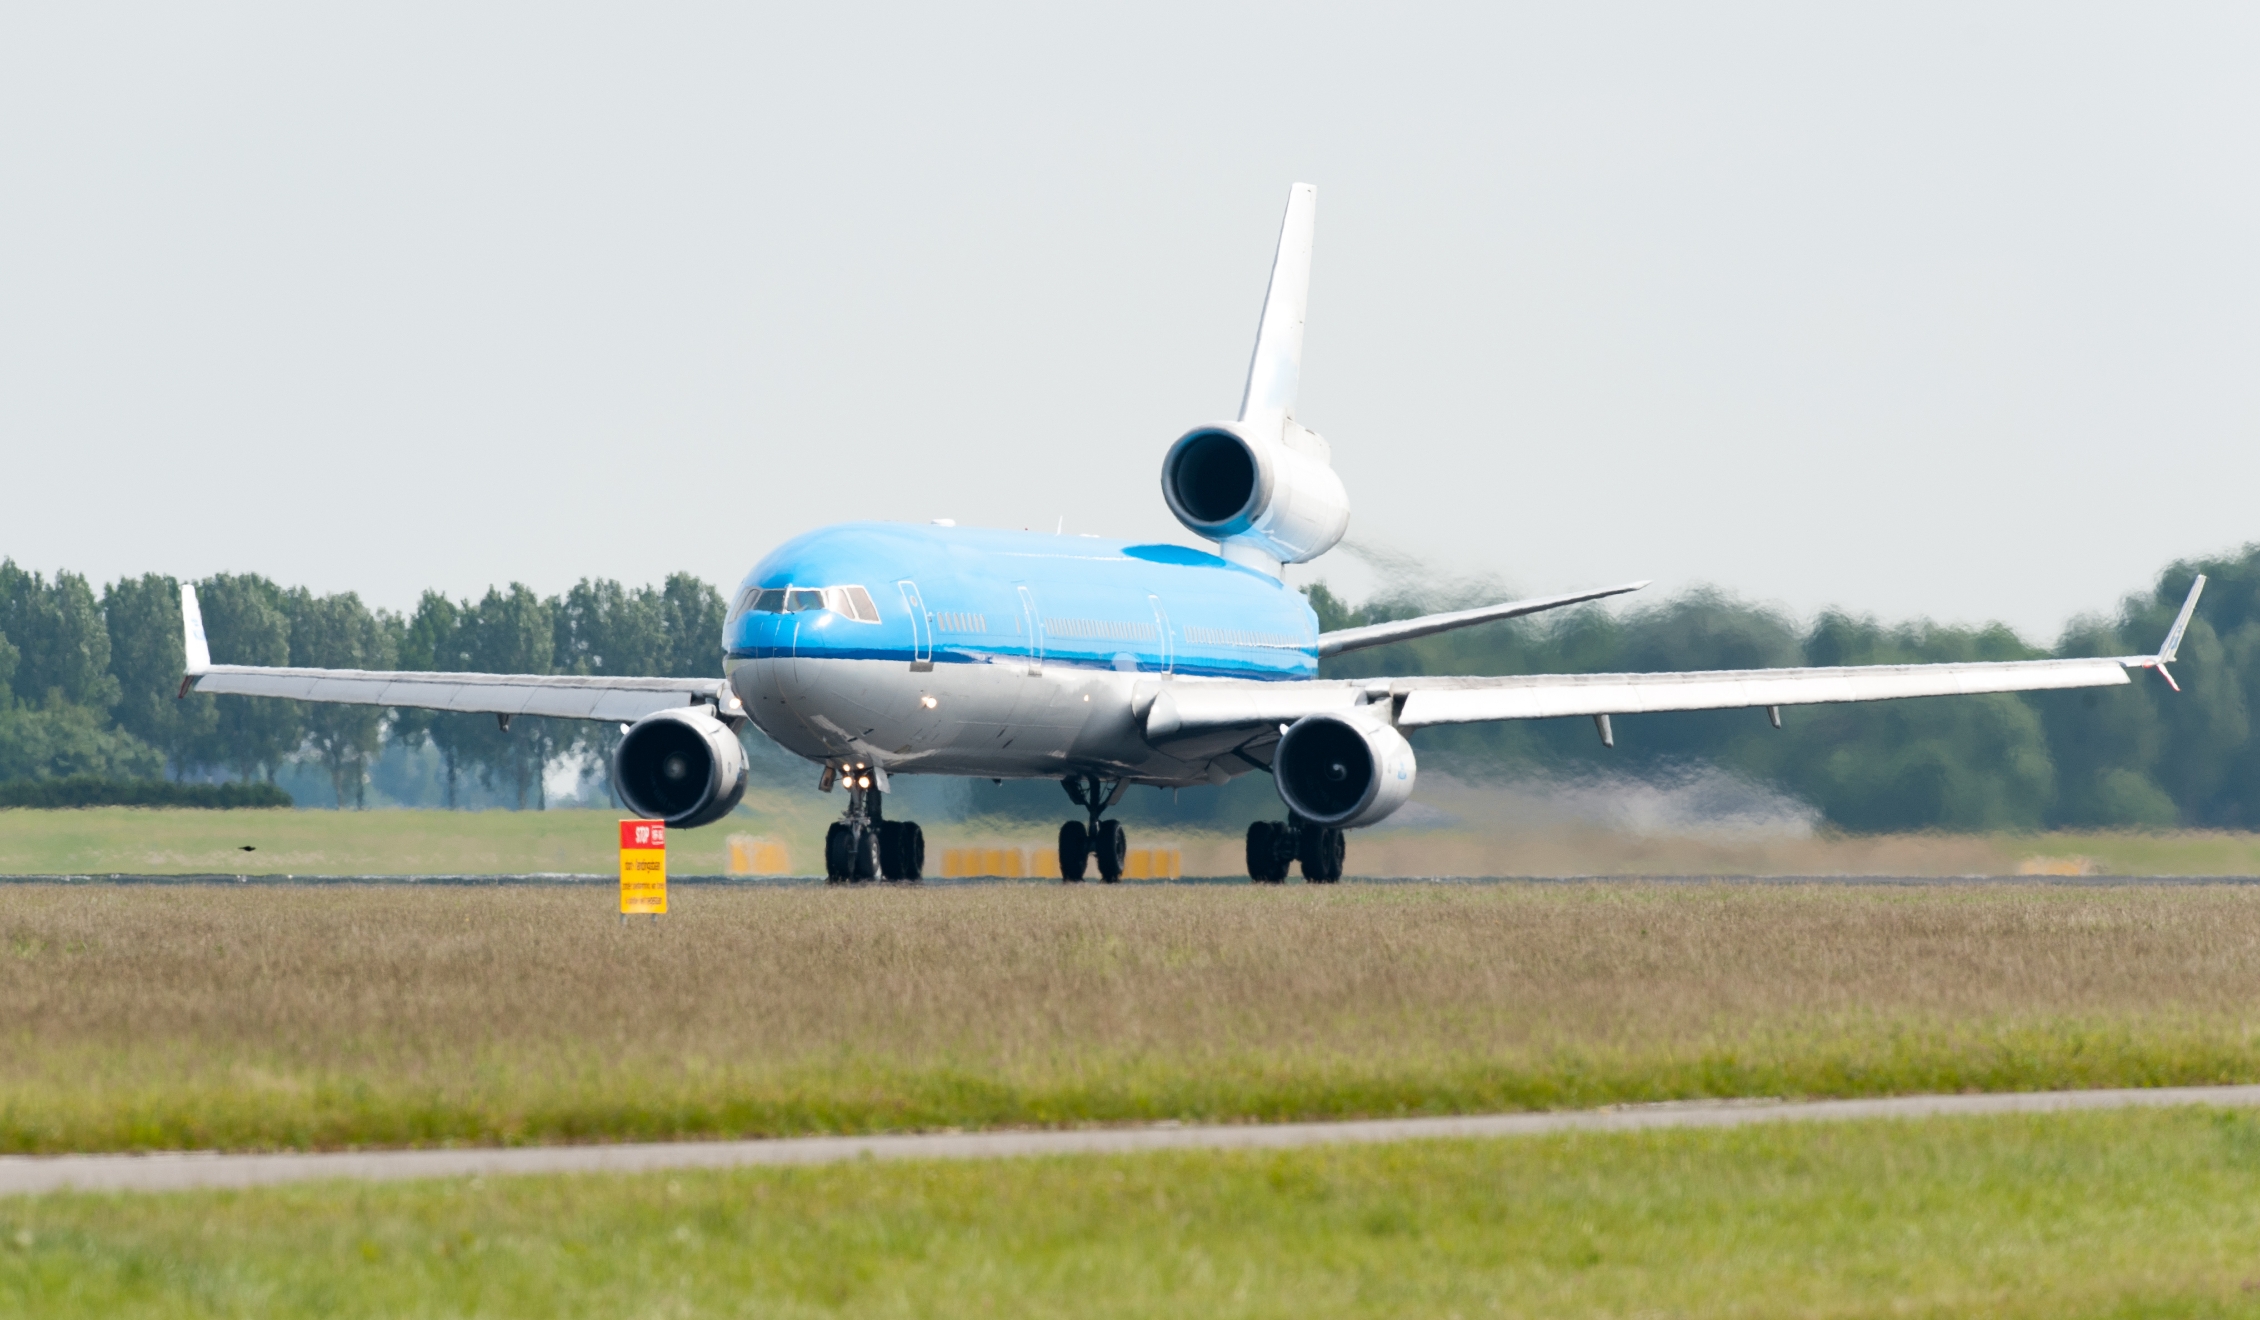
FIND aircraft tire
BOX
[1095,820,1127,883]
[852,825,881,882]
[1246,821,1286,884]
[1059,820,1090,882]
[877,821,903,879]
[898,822,925,882]
[1301,827,1345,883]
[824,823,855,883]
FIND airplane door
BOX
[1149,595,1174,674]
[1016,585,1043,675]
[897,580,933,672]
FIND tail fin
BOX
[1236,182,1317,443]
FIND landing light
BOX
[857,776,871,789]
[920,695,939,709]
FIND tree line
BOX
[0,547,2253,830]
[0,565,724,810]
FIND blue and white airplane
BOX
[178,184,2205,883]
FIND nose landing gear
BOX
[1245,816,1345,883]
[823,765,924,884]
[1060,773,1129,883]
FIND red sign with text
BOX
[618,819,666,915]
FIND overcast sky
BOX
[3,4,2254,642]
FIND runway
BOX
[7,1084,2260,1197]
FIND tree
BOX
[461,585,555,809]
[655,573,726,677]
[553,578,664,805]
[191,574,301,783]
[0,622,18,707]
[0,562,120,710]
[286,588,397,808]
[395,590,468,807]
[102,573,218,780]
[0,703,163,781]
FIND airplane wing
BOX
[1316,581,1649,657]
[1147,575,2206,743]
[177,585,734,724]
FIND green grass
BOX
[14,801,2260,877]
[11,1108,2260,1316]
[0,804,827,876]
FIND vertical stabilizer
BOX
[1160,182,1347,574]
[1237,183,1317,444]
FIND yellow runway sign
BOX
[619,819,666,915]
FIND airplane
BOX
[176,183,2207,884]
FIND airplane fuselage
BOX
[724,522,1317,784]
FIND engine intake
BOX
[612,706,748,829]
[1161,422,1349,566]
[1273,710,1416,829]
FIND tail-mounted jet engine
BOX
[1272,710,1416,829]
[612,706,749,828]
[1161,182,1350,572]
[1161,421,1350,568]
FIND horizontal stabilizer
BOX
[1316,582,1648,658]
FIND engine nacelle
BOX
[1161,421,1350,566]
[1273,709,1416,829]
[612,706,748,829]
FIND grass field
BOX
[11,1108,2260,1316]
[12,801,2260,876]
[6,882,2260,1153]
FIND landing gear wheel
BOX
[1245,821,1288,883]
[1058,820,1090,882]
[1094,820,1127,883]
[1300,826,1346,883]
[825,822,855,883]
[892,821,924,881]
[852,825,881,882]
[877,821,901,879]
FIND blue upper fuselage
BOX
[726,522,1318,681]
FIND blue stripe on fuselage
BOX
[725,522,1317,681]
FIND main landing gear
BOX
[1245,816,1346,884]
[1058,772,1129,883]
[823,765,924,883]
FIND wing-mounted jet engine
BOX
[1273,710,1417,831]
[1162,183,1350,574]
[612,706,749,828]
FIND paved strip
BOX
[7,1084,2260,1197]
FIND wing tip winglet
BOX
[2160,573,2206,664]
[179,581,211,677]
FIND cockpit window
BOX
[738,584,880,624]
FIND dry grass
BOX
[3,882,2260,1151]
